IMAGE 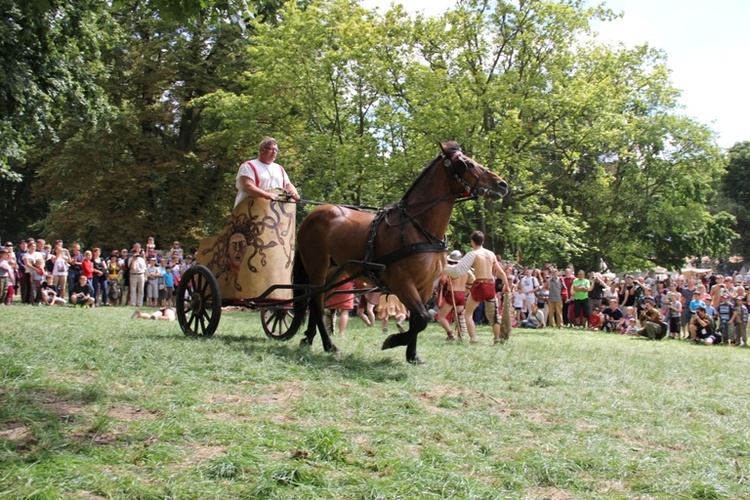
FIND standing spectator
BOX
[119,248,130,305]
[15,240,29,303]
[602,279,618,305]
[546,267,564,328]
[680,278,697,337]
[67,243,84,292]
[163,264,175,307]
[512,282,525,327]
[80,250,94,289]
[562,267,575,325]
[709,275,727,305]
[730,296,748,347]
[170,241,183,260]
[324,278,354,337]
[571,270,592,328]
[92,247,107,306]
[107,251,122,306]
[0,248,13,304]
[519,267,539,319]
[716,294,734,344]
[36,239,47,259]
[620,275,637,309]
[1,245,17,305]
[50,240,70,296]
[29,258,47,304]
[23,241,45,304]
[146,256,162,307]
[146,236,157,256]
[589,272,606,311]
[128,245,147,307]
[665,292,683,339]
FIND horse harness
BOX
[360,150,487,288]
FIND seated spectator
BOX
[624,317,639,336]
[131,307,176,321]
[621,306,636,334]
[40,275,66,306]
[588,307,602,331]
[520,302,544,329]
[70,274,95,307]
[690,306,721,345]
[601,299,624,332]
[637,298,666,340]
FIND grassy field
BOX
[2,305,750,499]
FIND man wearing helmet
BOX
[444,231,509,344]
[436,250,472,340]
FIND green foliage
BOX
[719,141,750,257]
[2,0,733,272]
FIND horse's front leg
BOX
[382,305,429,364]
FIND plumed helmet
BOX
[448,250,462,263]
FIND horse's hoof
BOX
[408,356,425,366]
[300,337,312,348]
[381,334,395,350]
[326,344,340,355]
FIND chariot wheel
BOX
[260,307,299,341]
[176,265,222,337]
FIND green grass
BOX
[2,305,750,498]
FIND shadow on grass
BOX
[142,329,410,383]
[264,344,409,383]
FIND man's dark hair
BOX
[470,231,484,246]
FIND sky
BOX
[359,0,750,149]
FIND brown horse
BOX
[290,141,509,364]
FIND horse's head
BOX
[440,141,509,200]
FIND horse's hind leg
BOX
[303,294,339,354]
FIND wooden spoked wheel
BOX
[260,307,299,341]
[176,265,222,337]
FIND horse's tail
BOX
[285,249,309,338]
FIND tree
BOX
[29,0,277,249]
[0,0,115,240]
[719,141,750,257]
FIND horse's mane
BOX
[400,141,461,202]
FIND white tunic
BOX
[234,159,290,208]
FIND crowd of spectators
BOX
[501,262,749,346]
[3,235,749,348]
[0,237,193,309]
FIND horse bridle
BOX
[443,150,493,198]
